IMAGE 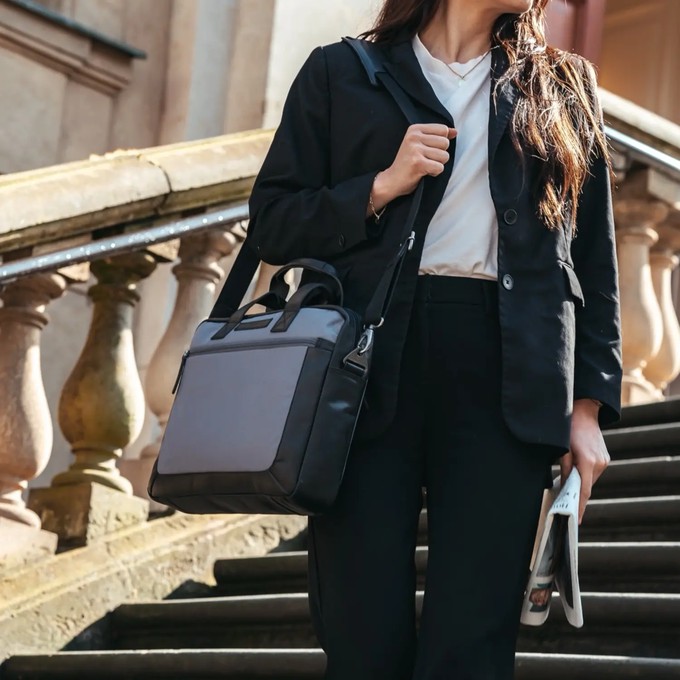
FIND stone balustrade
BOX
[0,130,273,561]
[0,94,679,569]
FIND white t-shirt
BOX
[412,33,499,281]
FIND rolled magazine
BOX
[520,467,584,628]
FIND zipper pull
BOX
[172,351,189,395]
[407,230,416,251]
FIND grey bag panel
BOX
[191,307,347,353]
[157,345,311,475]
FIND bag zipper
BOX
[171,337,335,395]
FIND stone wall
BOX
[6,0,680,490]
[263,0,378,128]
[0,0,173,173]
[599,0,680,125]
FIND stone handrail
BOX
[0,129,273,257]
[0,128,280,567]
[0,93,679,573]
[601,89,680,165]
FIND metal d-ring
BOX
[357,326,375,355]
[343,324,379,375]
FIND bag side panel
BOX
[288,365,368,513]
[267,345,336,492]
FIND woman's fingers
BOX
[418,128,458,150]
[568,409,611,525]
[414,123,457,138]
[594,444,611,483]
[382,124,458,197]
[421,146,450,165]
[420,132,454,150]
[419,158,447,177]
[576,463,593,525]
[560,452,574,487]
[573,439,610,524]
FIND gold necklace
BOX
[445,50,491,87]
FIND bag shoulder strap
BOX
[210,37,424,323]
[341,37,425,327]
[341,37,419,122]
[210,235,260,319]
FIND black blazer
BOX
[246,32,623,454]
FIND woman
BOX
[247,0,622,677]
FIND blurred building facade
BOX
[1,1,680,657]
[546,0,680,125]
[0,0,376,486]
[2,0,679,172]
[0,0,678,485]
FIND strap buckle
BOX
[357,326,375,355]
[342,324,379,376]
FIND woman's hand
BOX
[369,124,457,213]
[561,399,610,524]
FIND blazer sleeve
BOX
[570,142,623,427]
[247,46,382,266]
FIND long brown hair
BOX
[361,0,611,233]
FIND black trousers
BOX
[308,275,558,680]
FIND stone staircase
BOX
[3,401,680,679]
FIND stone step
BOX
[580,455,680,499]
[416,496,680,543]
[3,649,680,680]
[578,495,680,541]
[214,542,680,596]
[578,542,680,592]
[107,591,680,657]
[518,592,680,658]
[608,397,680,431]
[605,423,680,459]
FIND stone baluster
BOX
[29,253,157,547]
[251,262,280,300]
[120,231,238,507]
[0,274,67,569]
[644,216,680,393]
[615,198,669,405]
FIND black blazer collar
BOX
[381,29,519,160]
[383,33,454,125]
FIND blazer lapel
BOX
[383,36,454,126]
[488,46,519,162]
[380,31,519,159]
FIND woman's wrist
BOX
[368,172,388,221]
[573,398,601,421]
[368,169,400,216]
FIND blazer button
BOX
[503,209,518,225]
[338,234,346,248]
[502,274,514,290]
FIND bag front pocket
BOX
[159,341,331,476]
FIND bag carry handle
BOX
[270,281,338,333]
[269,258,344,307]
[209,38,424,344]
[284,281,338,309]
[210,291,286,340]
